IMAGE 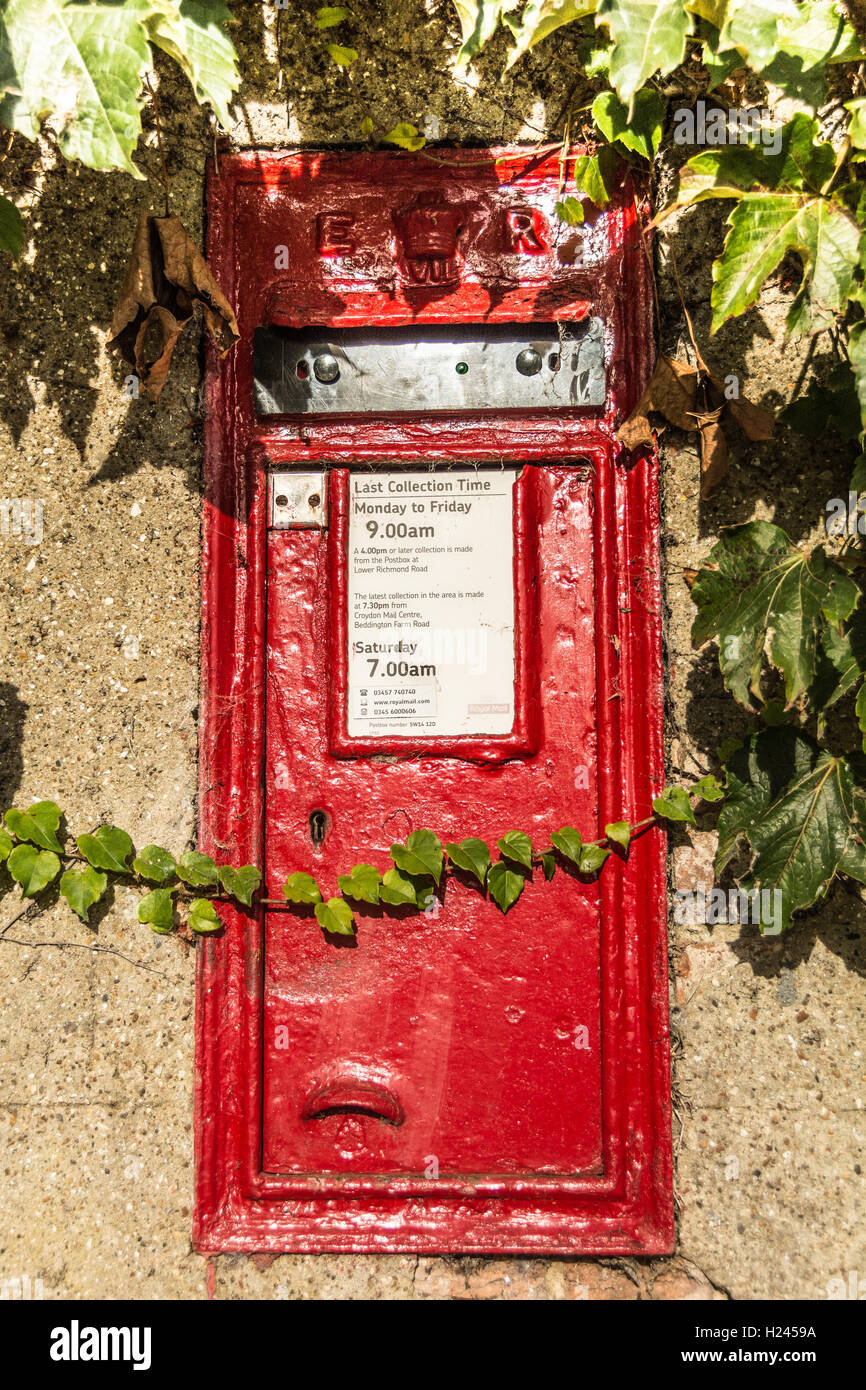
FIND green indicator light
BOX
[455,361,469,374]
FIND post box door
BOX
[263,461,603,1177]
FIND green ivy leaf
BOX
[144,1,239,129]
[710,193,860,337]
[176,850,219,887]
[314,896,356,935]
[591,86,664,159]
[0,0,152,176]
[445,837,491,886]
[506,0,599,67]
[282,872,323,905]
[497,830,533,869]
[780,364,861,442]
[5,801,62,853]
[379,868,420,907]
[337,863,382,904]
[137,887,176,934]
[652,786,696,823]
[662,115,834,217]
[550,826,583,864]
[691,522,859,706]
[0,829,13,863]
[77,825,133,874]
[453,0,516,71]
[383,122,425,151]
[717,726,866,929]
[7,844,61,896]
[217,864,261,907]
[605,820,631,848]
[556,195,584,225]
[572,149,616,208]
[360,115,374,136]
[132,845,177,884]
[60,867,108,921]
[487,860,526,912]
[390,829,443,883]
[188,897,221,935]
[692,775,725,803]
[596,0,691,111]
[326,42,358,65]
[316,5,350,26]
[578,844,610,873]
[0,194,24,258]
[540,850,557,881]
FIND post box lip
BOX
[195,147,672,1254]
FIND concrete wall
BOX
[0,1,862,1300]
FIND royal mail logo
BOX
[49,1320,152,1371]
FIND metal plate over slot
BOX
[269,472,328,528]
[253,320,606,416]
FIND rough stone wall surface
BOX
[0,1,862,1301]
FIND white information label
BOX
[347,470,517,738]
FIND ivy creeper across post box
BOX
[194,148,672,1254]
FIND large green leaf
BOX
[596,0,691,109]
[710,193,860,335]
[77,825,133,874]
[133,844,177,883]
[217,864,261,908]
[452,0,518,69]
[0,0,152,176]
[188,897,221,935]
[691,522,859,707]
[662,115,834,218]
[176,849,219,887]
[282,872,323,905]
[314,897,355,935]
[714,0,862,71]
[445,837,491,886]
[497,831,533,869]
[144,1,239,129]
[60,867,108,921]
[717,726,866,929]
[506,0,598,66]
[8,844,61,896]
[592,86,664,159]
[337,863,382,905]
[487,860,526,912]
[390,830,444,884]
[6,801,62,853]
[137,887,175,933]
[0,194,23,257]
[379,868,420,907]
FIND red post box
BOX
[194,149,672,1254]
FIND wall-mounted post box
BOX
[194,149,672,1255]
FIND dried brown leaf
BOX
[698,414,729,496]
[616,354,699,450]
[108,212,239,402]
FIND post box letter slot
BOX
[253,320,606,415]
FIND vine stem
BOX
[145,70,170,218]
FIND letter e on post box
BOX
[195,149,672,1254]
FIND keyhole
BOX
[309,809,328,846]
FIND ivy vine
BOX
[0,780,722,939]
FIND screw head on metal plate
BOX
[313,352,340,384]
[515,348,542,376]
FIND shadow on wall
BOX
[0,681,26,808]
